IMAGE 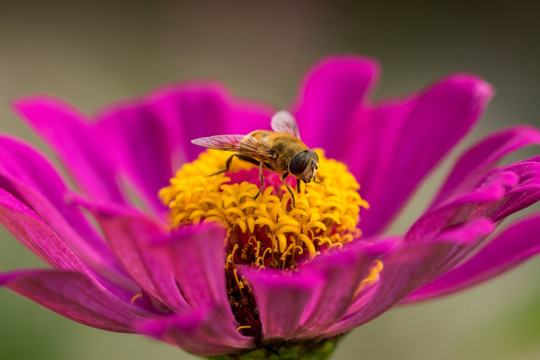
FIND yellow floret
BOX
[159,149,368,270]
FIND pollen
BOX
[159,149,369,340]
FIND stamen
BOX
[233,268,244,291]
[237,325,252,332]
[355,260,384,296]
[130,293,143,305]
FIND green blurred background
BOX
[1,1,540,359]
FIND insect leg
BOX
[296,178,302,193]
[208,154,237,176]
[313,174,326,188]
[282,172,296,207]
[253,160,264,200]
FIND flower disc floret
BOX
[159,149,369,339]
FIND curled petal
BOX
[241,268,323,340]
[137,305,253,355]
[491,159,540,221]
[405,162,537,244]
[323,241,454,337]
[325,219,493,338]
[405,214,540,303]
[431,126,540,206]
[295,242,377,338]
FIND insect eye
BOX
[289,151,310,176]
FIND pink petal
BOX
[0,136,126,282]
[137,305,253,355]
[149,83,274,158]
[405,167,521,244]
[12,96,126,204]
[292,55,380,158]
[0,188,87,273]
[0,188,137,299]
[405,213,540,303]
[431,126,540,207]
[401,161,540,287]
[241,268,323,340]
[96,84,273,214]
[98,102,178,215]
[352,75,494,236]
[323,241,454,337]
[75,196,189,313]
[324,219,494,337]
[491,159,540,221]
[295,242,376,338]
[1,270,142,332]
[148,224,231,310]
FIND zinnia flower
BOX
[2,56,540,360]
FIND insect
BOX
[191,110,319,207]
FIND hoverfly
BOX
[191,110,319,207]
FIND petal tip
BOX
[443,74,495,104]
[11,95,59,114]
[309,55,381,84]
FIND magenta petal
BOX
[405,214,540,303]
[405,168,519,244]
[0,189,88,272]
[96,101,175,214]
[354,75,494,236]
[292,56,379,157]
[137,305,253,355]
[1,270,142,332]
[431,126,540,206]
[0,188,137,299]
[12,96,126,203]
[491,160,540,221]
[225,99,274,135]
[241,268,323,340]
[323,241,454,337]
[149,224,231,310]
[324,218,494,338]
[147,83,273,163]
[0,136,125,280]
[0,188,139,299]
[96,84,273,214]
[295,243,376,337]
[414,217,496,280]
[76,198,189,313]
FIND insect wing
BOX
[191,135,273,158]
[191,134,246,151]
[271,110,300,139]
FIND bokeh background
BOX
[1,1,540,359]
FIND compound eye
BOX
[289,151,310,176]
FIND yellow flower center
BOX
[159,149,369,339]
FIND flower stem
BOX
[206,337,341,360]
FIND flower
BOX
[2,56,540,359]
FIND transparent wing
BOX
[191,134,246,150]
[191,134,273,159]
[271,110,300,139]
